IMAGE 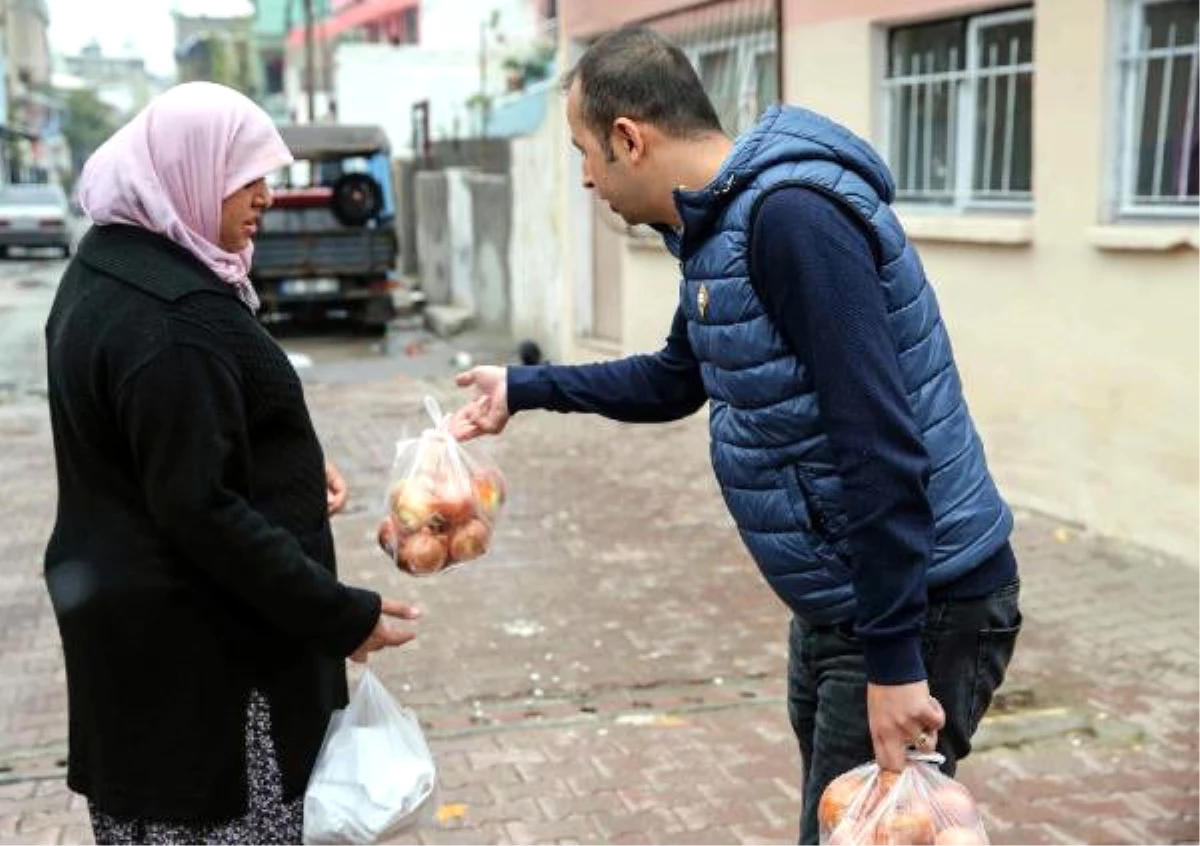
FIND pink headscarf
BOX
[75,82,294,310]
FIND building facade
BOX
[174,10,258,95]
[540,0,1199,561]
[252,0,334,121]
[283,0,554,126]
[282,0,413,122]
[62,42,155,118]
[2,0,58,182]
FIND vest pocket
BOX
[783,466,840,540]
[780,466,853,580]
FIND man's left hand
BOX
[867,681,945,772]
[326,460,349,515]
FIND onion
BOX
[431,485,476,526]
[934,826,987,845]
[930,783,980,827]
[399,530,448,574]
[390,480,438,532]
[471,469,506,519]
[448,518,491,563]
[377,518,399,556]
[819,769,868,832]
[878,807,936,845]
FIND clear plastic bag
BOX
[819,753,989,845]
[302,669,437,845]
[381,396,507,576]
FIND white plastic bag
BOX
[303,669,437,844]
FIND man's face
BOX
[567,80,653,226]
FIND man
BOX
[448,26,1021,844]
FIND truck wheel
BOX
[330,173,383,227]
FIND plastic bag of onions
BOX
[820,753,989,845]
[378,396,507,576]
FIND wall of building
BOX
[3,0,54,180]
[413,165,516,332]
[422,0,543,50]
[413,168,470,308]
[4,0,52,88]
[509,87,567,358]
[562,0,706,39]
[783,0,1198,562]
[467,172,512,331]
[174,12,257,93]
[63,46,154,117]
[333,43,481,155]
[403,73,569,354]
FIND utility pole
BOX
[478,17,487,137]
[478,9,500,138]
[303,0,316,122]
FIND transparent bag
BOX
[819,753,989,845]
[380,396,506,576]
[302,669,437,845]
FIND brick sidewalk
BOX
[0,371,1196,845]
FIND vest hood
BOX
[669,106,896,257]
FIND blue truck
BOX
[252,123,399,333]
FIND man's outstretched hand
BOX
[447,366,511,441]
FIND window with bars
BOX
[883,7,1034,209]
[689,33,778,136]
[1118,0,1199,215]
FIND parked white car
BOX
[0,183,72,258]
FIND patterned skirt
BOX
[88,690,305,845]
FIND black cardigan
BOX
[42,224,381,822]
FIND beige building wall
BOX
[3,0,52,90]
[553,0,1199,562]
[509,88,569,359]
[564,0,718,39]
[784,0,1198,562]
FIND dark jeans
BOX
[787,579,1022,844]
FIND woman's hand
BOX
[326,460,348,515]
[350,598,421,663]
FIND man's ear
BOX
[611,117,646,164]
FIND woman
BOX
[43,82,417,844]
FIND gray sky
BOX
[47,0,255,78]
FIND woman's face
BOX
[218,177,272,252]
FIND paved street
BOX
[0,255,60,404]
[0,256,1196,845]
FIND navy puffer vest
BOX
[660,106,1012,624]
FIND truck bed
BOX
[251,226,398,279]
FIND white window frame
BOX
[750,42,780,122]
[1115,0,1200,218]
[686,31,777,136]
[882,6,1035,212]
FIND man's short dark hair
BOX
[563,26,723,158]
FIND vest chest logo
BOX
[697,283,709,320]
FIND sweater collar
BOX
[76,224,240,305]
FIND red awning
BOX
[286,0,418,46]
